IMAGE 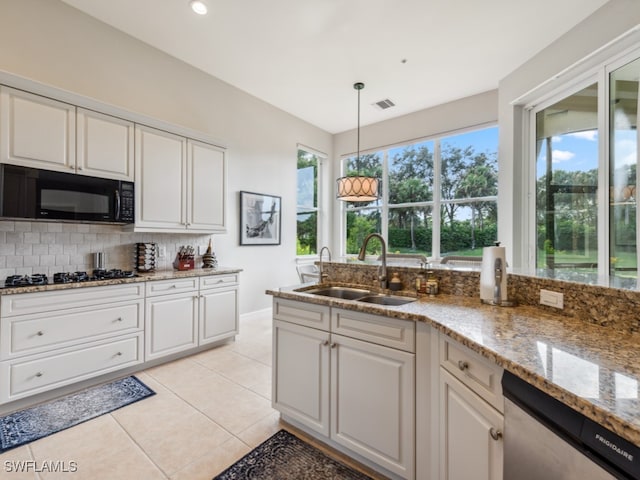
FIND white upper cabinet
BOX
[135,124,187,230]
[134,124,227,233]
[187,139,226,231]
[0,86,76,172]
[76,108,134,181]
[0,87,134,180]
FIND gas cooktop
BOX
[4,269,137,288]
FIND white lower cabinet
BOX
[146,275,239,361]
[437,337,504,480]
[199,275,239,345]
[272,299,415,480]
[439,369,504,480]
[145,290,198,360]
[0,284,144,404]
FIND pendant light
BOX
[336,82,380,202]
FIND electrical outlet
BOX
[540,289,564,309]
[158,246,166,259]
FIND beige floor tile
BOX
[200,386,276,435]
[236,410,284,448]
[145,357,217,391]
[169,437,251,480]
[0,446,39,480]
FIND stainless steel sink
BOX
[303,286,371,300]
[355,294,417,306]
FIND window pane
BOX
[388,206,432,256]
[441,128,499,200]
[346,208,380,255]
[609,58,639,280]
[535,83,599,274]
[297,149,319,255]
[389,141,434,205]
[440,202,497,255]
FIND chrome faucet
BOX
[319,246,332,283]
[357,233,387,289]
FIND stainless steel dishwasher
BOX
[502,371,640,480]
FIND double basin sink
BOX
[300,286,417,306]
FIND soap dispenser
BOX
[389,272,402,291]
[416,263,427,294]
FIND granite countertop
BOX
[267,284,640,447]
[0,267,242,295]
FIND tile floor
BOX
[0,311,386,480]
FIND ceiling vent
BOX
[372,99,395,110]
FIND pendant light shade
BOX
[337,82,380,202]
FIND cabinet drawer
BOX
[439,336,503,412]
[273,298,330,331]
[1,283,144,317]
[200,274,238,289]
[331,308,415,352]
[0,334,143,403]
[145,277,198,296]
[1,301,143,360]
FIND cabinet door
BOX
[0,87,76,172]
[331,334,415,479]
[145,292,198,360]
[199,285,238,345]
[135,125,187,229]
[439,368,503,480]
[273,319,330,436]
[77,108,134,180]
[187,140,226,232]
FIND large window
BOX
[531,52,640,283]
[297,148,323,255]
[342,126,498,258]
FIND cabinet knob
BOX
[77,166,83,170]
[321,340,329,346]
[170,284,177,288]
[115,352,123,356]
[489,427,503,441]
[457,360,470,371]
[35,372,43,377]
[115,317,123,322]
[36,331,44,336]
[330,343,337,349]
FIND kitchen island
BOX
[268,274,640,480]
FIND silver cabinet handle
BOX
[170,284,177,288]
[115,352,123,356]
[457,360,470,371]
[35,372,43,377]
[36,331,44,336]
[322,340,329,346]
[490,428,503,441]
[330,343,337,349]
[115,317,123,322]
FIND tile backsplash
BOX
[0,220,213,278]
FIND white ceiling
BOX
[60,0,610,134]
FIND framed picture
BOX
[239,191,281,245]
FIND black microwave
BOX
[0,165,134,224]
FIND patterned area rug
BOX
[0,376,154,453]
[214,429,373,480]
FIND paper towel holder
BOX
[480,243,517,307]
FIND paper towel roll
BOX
[480,245,507,302]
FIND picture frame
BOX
[239,191,281,246]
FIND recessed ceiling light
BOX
[190,0,208,15]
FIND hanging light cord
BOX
[354,82,364,174]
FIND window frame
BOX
[339,124,499,260]
[296,145,326,258]
[523,45,640,279]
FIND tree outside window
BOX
[297,149,321,255]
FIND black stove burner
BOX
[92,269,135,280]
[5,274,49,287]
[53,272,90,284]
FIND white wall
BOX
[498,0,640,268]
[331,90,498,255]
[0,0,333,314]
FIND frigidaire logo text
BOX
[595,433,634,462]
